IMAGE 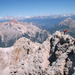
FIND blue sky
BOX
[0,0,75,17]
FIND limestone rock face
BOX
[0,31,75,75]
[46,31,75,75]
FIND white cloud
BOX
[0,17,3,19]
[24,16,30,18]
[0,17,3,20]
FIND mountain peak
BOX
[9,20,19,24]
[58,18,74,26]
[64,18,73,21]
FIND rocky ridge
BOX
[0,31,75,75]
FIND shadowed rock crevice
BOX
[64,50,75,75]
[27,49,29,54]
[48,52,56,66]
[60,37,66,45]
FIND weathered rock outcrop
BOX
[0,31,75,75]
[0,36,51,75]
[45,31,75,75]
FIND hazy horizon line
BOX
[0,12,75,18]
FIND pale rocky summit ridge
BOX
[0,31,75,75]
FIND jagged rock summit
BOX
[0,31,75,75]
[9,20,19,24]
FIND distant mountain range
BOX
[49,18,75,38]
[0,20,50,47]
[0,13,75,41]
[0,13,75,30]
[0,13,75,20]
